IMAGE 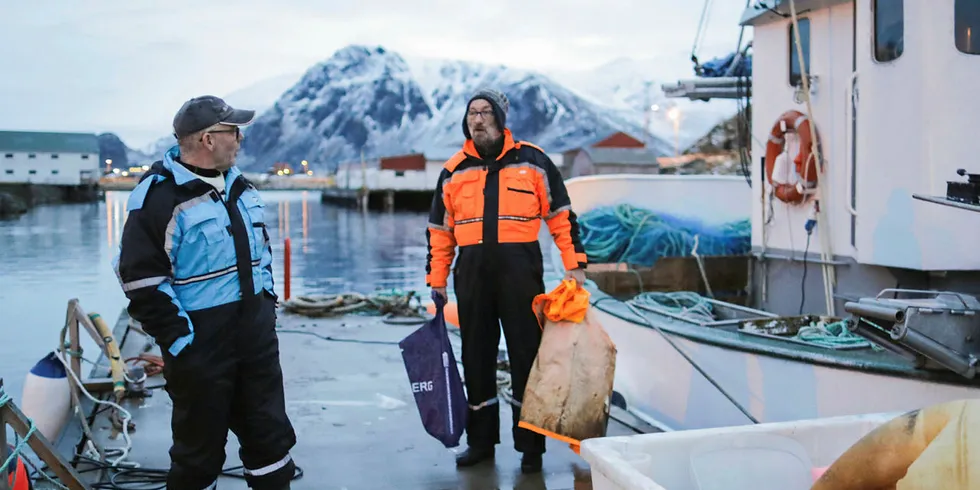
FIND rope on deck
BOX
[0,387,37,476]
[796,320,882,350]
[629,290,882,350]
[631,291,716,323]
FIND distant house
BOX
[561,131,661,178]
[334,151,444,191]
[566,147,661,177]
[590,132,647,149]
[0,131,101,185]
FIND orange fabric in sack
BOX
[519,280,617,455]
[531,279,589,326]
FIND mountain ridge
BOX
[131,44,736,172]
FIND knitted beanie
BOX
[462,88,509,139]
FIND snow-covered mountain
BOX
[134,44,738,172]
[238,46,435,171]
[236,45,675,172]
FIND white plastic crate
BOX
[580,412,899,490]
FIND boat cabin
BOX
[665,0,980,317]
[738,0,980,273]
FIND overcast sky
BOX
[0,1,750,149]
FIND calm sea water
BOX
[0,190,434,404]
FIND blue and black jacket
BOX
[113,146,275,356]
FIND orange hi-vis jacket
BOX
[425,129,588,288]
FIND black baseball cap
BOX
[172,95,255,139]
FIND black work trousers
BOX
[453,242,546,455]
[161,291,296,490]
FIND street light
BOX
[666,107,681,156]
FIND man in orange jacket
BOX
[425,88,588,473]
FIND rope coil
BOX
[281,289,424,322]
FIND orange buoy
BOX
[6,453,33,490]
[426,300,460,329]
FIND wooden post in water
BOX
[384,190,394,212]
[360,149,369,212]
[284,238,291,301]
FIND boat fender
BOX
[764,109,820,204]
[812,399,979,490]
[20,351,72,443]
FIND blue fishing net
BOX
[578,204,751,266]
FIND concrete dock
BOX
[319,188,434,212]
[66,306,651,489]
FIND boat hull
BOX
[590,293,980,432]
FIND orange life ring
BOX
[764,109,820,204]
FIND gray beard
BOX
[474,135,503,157]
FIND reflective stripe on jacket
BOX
[113,146,275,356]
[425,129,588,288]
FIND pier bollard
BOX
[284,237,291,301]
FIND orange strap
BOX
[518,420,582,454]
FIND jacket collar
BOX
[462,128,516,161]
[163,145,242,188]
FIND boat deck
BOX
[64,307,649,489]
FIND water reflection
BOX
[0,190,431,403]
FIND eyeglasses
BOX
[206,127,241,140]
[467,110,494,120]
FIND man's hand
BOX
[433,287,447,301]
[564,268,586,286]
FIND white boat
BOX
[552,0,980,432]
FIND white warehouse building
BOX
[0,131,101,186]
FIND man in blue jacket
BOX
[114,95,296,490]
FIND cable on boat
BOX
[788,0,837,316]
[274,328,401,346]
[619,300,761,425]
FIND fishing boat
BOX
[553,0,980,432]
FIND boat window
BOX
[789,18,811,86]
[956,0,980,54]
[873,0,903,62]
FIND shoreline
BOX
[0,183,99,220]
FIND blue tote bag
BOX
[399,291,467,448]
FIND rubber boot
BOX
[455,446,495,467]
[521,453,542,474]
